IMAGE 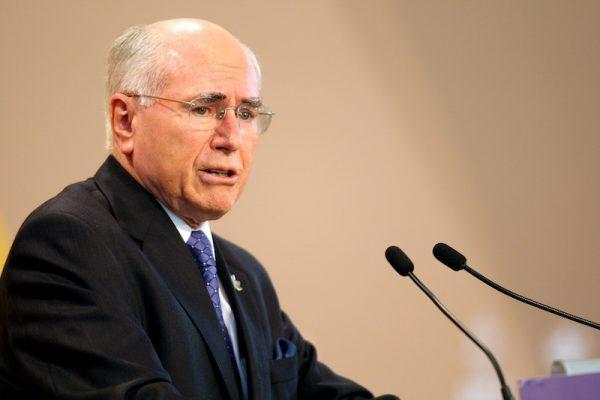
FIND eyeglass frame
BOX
[123,93,274,135]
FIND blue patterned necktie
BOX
[186,230,241,386]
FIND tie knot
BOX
[187,230,212,252]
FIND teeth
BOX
[208,169,229,177]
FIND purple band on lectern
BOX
[519,372,600,400]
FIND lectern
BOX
[519,372,600,400]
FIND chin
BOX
[194,198,235,221]
[182,186,238,220]
[200,207,229,221]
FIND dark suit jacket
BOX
[0,156,374,400]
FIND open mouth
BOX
[205,169,234,177]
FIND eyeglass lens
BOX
[188,103,271,135]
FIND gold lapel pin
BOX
[231,274,243,292]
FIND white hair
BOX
[104,23,262,149]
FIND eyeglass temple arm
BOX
[124,93,193,107]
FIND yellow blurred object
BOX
[0,217,11,273]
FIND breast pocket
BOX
[270,354,299,400]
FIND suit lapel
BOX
[142,222,242,400]
[214,238,270,400]
[94,156,241,400]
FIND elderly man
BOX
[0,19,397,400]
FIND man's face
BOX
[129,35,260,225]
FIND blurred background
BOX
[1,1,599,399]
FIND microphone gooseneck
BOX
[433,243,600,331]
[385,246,514,400]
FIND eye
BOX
[237,107,257,121]
[191,105,213,117]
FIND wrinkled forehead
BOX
[160,32,259,100]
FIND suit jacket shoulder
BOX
[1,156,375,400]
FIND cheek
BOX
[237,139,258,191]
[242,137,258,166]
[135,129,200,189]
[241,141,258,177]
[136,109,191,154]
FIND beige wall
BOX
[1,1,599,398]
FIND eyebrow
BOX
[193,92,263,108]
[194,92,227,104]
[240,97,262,108]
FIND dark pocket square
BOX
[273,337,296,360]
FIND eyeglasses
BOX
[125,93,274,135]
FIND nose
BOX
[212,107,241,153]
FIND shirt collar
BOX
[158,202,215,258]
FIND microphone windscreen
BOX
[385,246,414,276]
[433,243,467,271]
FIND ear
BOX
[109,93,136,155]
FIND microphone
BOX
[433,243,600,331]
[385,246,515,400]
